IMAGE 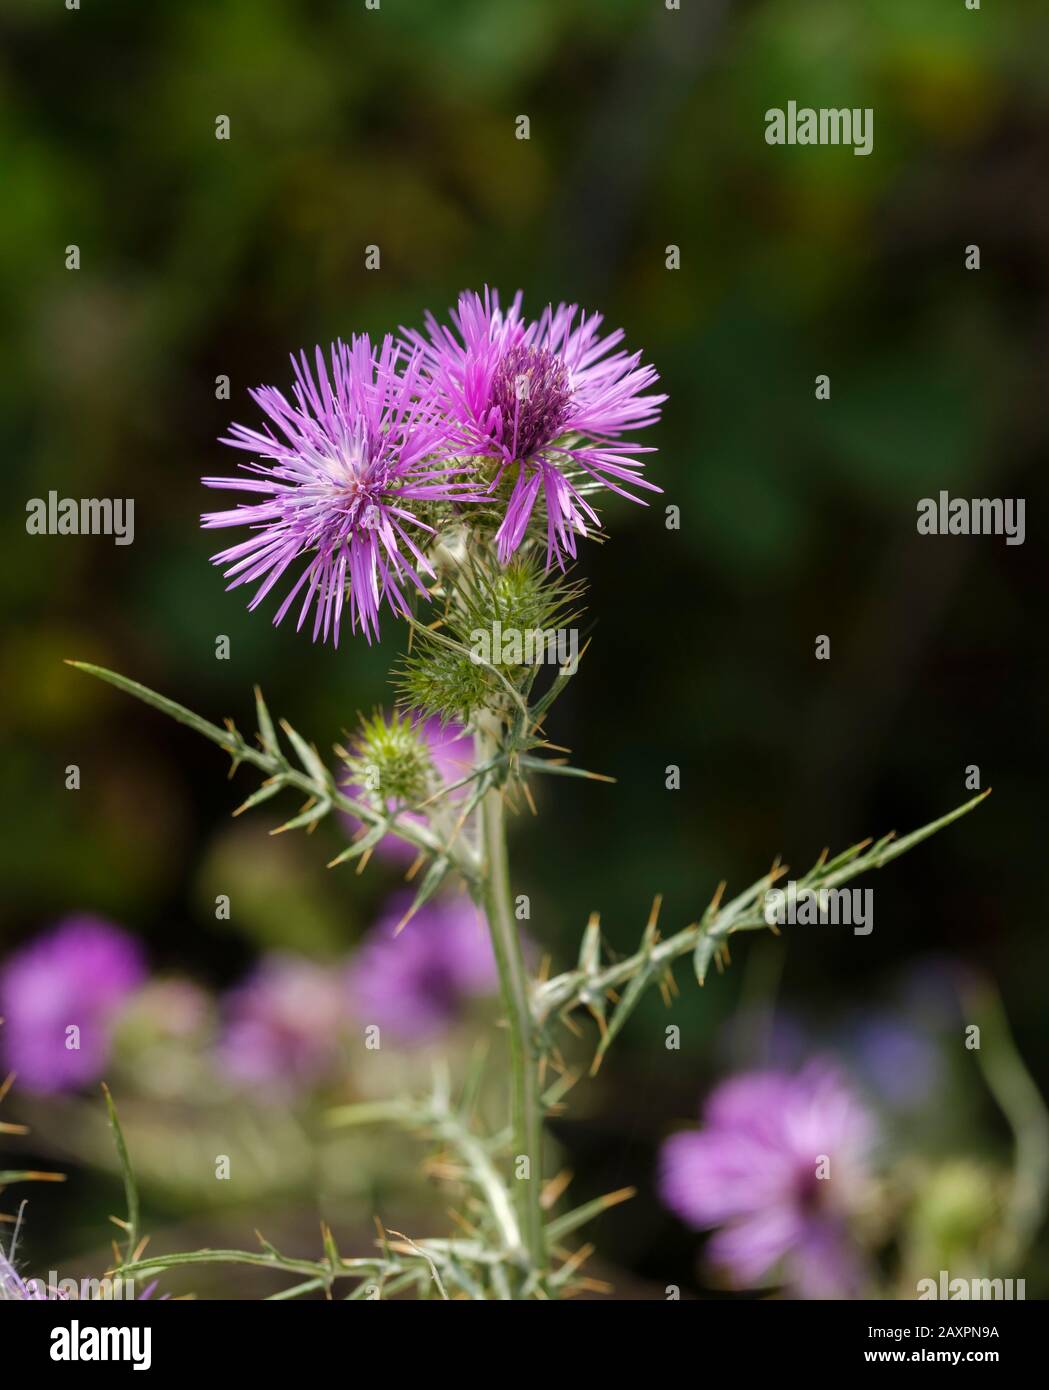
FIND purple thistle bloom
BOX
[0,917,146,1094]
[1,1249,48,1301]
[202,334,475,645]
[659,1065,874,1298]
[217,953,345,1094]
[407,288,666,567]
[345,893,498,1043]
[342,716,473,864]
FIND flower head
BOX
[0,917,146,1094]
[0,1248,46,1301]
[202,335,471,644]
[345,893,497,1042]
[341,713,472,864]
[659,1064,874,1298]
[408,288,665,567]
[217,953,345,1094]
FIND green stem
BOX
[474,717,546,1284]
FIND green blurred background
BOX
[2,0,1047,1296]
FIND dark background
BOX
[2,0,1046,1296]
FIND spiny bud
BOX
[341,710,433,806]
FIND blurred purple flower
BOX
[408,288,665,568]
[659,1065,874,1298]
[0,917,146,1094]
[847,1015,941,1111]
[202,335,476,645]
[217,953,345,1093]
[345,893,497,1042]
[342,716,472,864]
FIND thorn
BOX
[560,1009,583,1038]
[706,879,727,916]
[645,894,663,936]
[540,1168,573,1211]
[557,1241,596,1281]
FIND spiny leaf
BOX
[395,856,452,934]
[0,1169,66,1185]
[518,754,614,783]
[544,1186,636,1243]
[270,798,330,835]
[577,913,602,975]
[327,821,387,869]
[693,930,719,986]
[591,964,653,1072]
[279,719,330,787]
[232,779,284,817]
[67,662,247,760]
[101,1083,139,1263]
[254,686,279,757]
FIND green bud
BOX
[342,709,433,806]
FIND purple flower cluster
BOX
[345,893,497,1043]
[216,895,499,1089]
[0,917,145,1094]
[203,291,664,643]
[216,953,345,1094]
[408,290,665,568]
[0,894,500,1100]
[659,1065,874,1298]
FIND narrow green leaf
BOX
[232,779,284,817]
[327,821,387,868]
[254,685,279,757]
[395,855,450,933]
[67,662,245,760]
[577,914,602,974]
[279,720,330,787]
[0,1169,66,1185]
[518,754,614,783]
[545,1186,636,1243]
[270,798,330,835]
[593,963,653,1066]
[693,930,718,987]
[101,1083,139,1261]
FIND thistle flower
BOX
[0,917,146,1094]
[658,1065,874,1298]
[341,713,472,863]
[202,335,473,645]
[407,288,665,567]
[216,953,346,1094]
[0,1248,46,1301]
[345,893,497,1042]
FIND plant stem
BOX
[474,717,546,1284]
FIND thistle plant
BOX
[64,288,986,1299]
